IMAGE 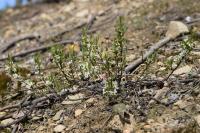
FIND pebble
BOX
[0,112,6,118]
[61,100,81,105]
[173,65,192,75]
[85,98,96,103]
[174,100,191,109]
[166,21,189,39]
[54,124,66,133]
[194,115,200,127]
[76,9,89,18]
[108,115,123,131]
[1,118,14,125]
[38,126,46,131]
[68,93,85,100]
[75,109,84,117]
[13,111,25,119]
[53,110,65,121]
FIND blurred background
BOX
[0,0,29,10]
[0,0,60,10]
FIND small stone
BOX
[68,93,85,100]
[159,67,166,71]
[174,100,191,109]
[1,118,14,125]
[54,124,66,133]
[61,3,75,13]
[38,126,46,131]
[75,109,84,117]
[0,112,6,118]
[191,51,200,56]
[166,21,189,39]
[185,16,192,23]
[85,98,96,103]
[195,115,200,126]
[143,124,151,130]
[113,103,127,115]
[108,115,123,131]
[53,110,65,121]
[61,100,81,105]
[155,87,170,99]
[32,116,43,121]
[76,9,89,18]
[40,13,52,21]
[13,111,25,119]
[196,104,200,112]
[173,65,192,75]
[147,119,155,124]
[157,62,164,66]
[123,124,134,133]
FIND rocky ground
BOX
[0,0,200,133]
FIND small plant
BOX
[50,45,75,85]
[34,53,54,94]
[171,38,194,69]
[5,55,35,94]
[79,28,101,80]
[102,16,127,95]
[164,37,195,80]
[5,17,128,97]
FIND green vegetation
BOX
[4,16,198,98]
[5,16,127,96]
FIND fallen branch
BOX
[0,89,82,129]
[40,6,113,43]
[0,33,40,54]
[125,21,189,74]
[0,18,117,61]
[0,40,76,61]
[125,37,171,73]
[0,89,80,112]
[0,100,37,129]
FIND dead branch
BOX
[0,100,37,129]
[0,88,81,129]
[0,89,79,112]
[125,21,190,74]
[0,33,40,54]
[0,17,117,62]
[0,40,76,61]
[125,37,171,73]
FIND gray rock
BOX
[0,112,6,118]
[68,93,85,100]
[195,115,200,127]
[166,21,189,39]
[1,118,14,125]
[174,100,191,109]
[113,103,127,115]
[54,124,66,133]
[75,109,84,117]
[173,65,192,75]
[85,98,96,103]
[108,115,123,131]
[61,100,81,105]
[13,111,25,119]
[76,9,89,18]
[53,110,65,121]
